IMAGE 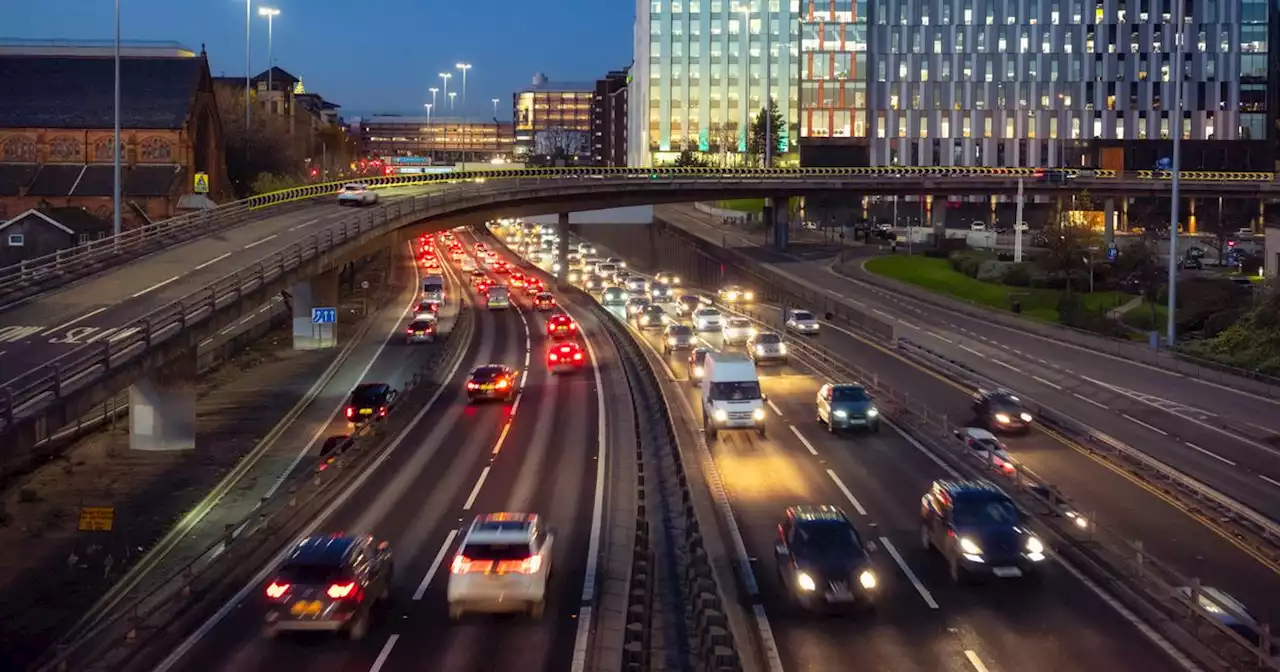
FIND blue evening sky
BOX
[8,0,634,119]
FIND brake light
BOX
[496,555,543,574]
[467,382,479,390]
[407,327,414,333]
[574,352,583,361]
[265,581,290,599]
[549,353,559,362]
[326,581,358,599]
[344,407,354,419]
[570,323,577,331]
[496,380,510,389]
[379,406,387,416]
[451,555,490,574]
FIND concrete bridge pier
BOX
[291,269,340,351]
[1104,198,1116,247]
[766,196,789,250]
[556,212,570,285]
[129,350,197,452]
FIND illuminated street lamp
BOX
[439,72,452,108]
[492,97,500,117]
[429,86,438,108]
[258,7,280,91]
[456,63,472,163]
[448,91,456,110]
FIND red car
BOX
[510,273,526,289]
[547,313,578,339]
[533,292,556,311]
[524,278,544,295]
[547,341,586,373]
[477,279,493,294]
[493,260,510,274]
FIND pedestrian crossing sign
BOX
[194,172,210,193]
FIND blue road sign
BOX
[312,307,337,324]
[1107,244,1119,262]
[1156,157,1172,171]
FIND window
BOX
[7,233,24,247]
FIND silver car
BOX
[785,310,821,335]
[721,317,754,346]
[692,308,723,332]
[747,331,788,364]
[663,324,696,354]
[650,283,673,301]
[625,277,648,293]
[626,296,651,316]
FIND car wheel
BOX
[448,604,464,620]
[827,418,836,434]
[348,612,370,640]
[919,524,931,551]
[530,600,545,619]
[757,426,766,438]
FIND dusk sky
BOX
[9,0,634,119]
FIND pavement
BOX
[0,185,436,381]
[551,235,1195,672]
[660,204,1280,527]
[152,232,625,672]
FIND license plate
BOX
[847,418,865,425]
[290,600,323,616]
[481,384,494,390]
[414,332,425,336]
[359,408,373,415]
[992,567,1022,578]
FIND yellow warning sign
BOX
[78,506,115,531]
[193,172,210,194]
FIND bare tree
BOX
[215,86,306,197]
[709,122,739,168]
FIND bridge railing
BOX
[1,166,1274,306]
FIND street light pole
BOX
[429,87,438,109]
[424,103,433,159]
[456,63,471,164]
[244,0,251,130]
[258,8,280,92]
[113,0,121,238]
[1165,1,1186,346]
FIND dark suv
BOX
[345,383,398,424]
[920,480,1047,582]
[263,534,393,639]
[971,389,1033,433]
[774,505,879,611]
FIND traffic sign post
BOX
[312,307,337,347]
[193,172,210,194]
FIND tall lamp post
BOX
[456,63,471,164]
[113,0,122,238]
[244,0,251,130]
[448,91,457,110]
[258,7,280,92]
[439,73,452,162]
[429,86,438,109]
[492,97,499,118]
[1165,1,1186,346]
[424,103,434,159]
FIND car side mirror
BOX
[952,430,963,439]
[774,543,789,556]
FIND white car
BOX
[717,285,754,304]
[953,427,1017,477]
[692,307,724,332]
[448,513,554,619]
[625,277,648,293]
[337,183,378,206]
[721,317,755,345]
[785,310,820,334]
[655,271,681,286]
[746,331,788,364]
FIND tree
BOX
[672,146,712,168]
[747,100,786,166]
[709,122,739,168]
[535,127,588,165]
[215,87,306,198]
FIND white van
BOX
[700,352,767,439]
[423,274,446,300]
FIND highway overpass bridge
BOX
[0,165,1277,462]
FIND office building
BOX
[799,1,869,166]
[355,115,514,163]
[513,74,594,164]
[593,69,630,166]
[630,0,800,167]
[864,0,1270,171]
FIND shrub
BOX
[976,260,1010,283]
[1003,263,1032,287]
[948,251,986,277]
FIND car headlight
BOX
[796,572,816,592]
[1020,412,1033,422]
[752,407,766,421]
[858,570,878,590]
[778,344,788,354]
[726,292,738,300]
[1026,536,1044,554]
[866,407,879,418]
[713,409,728,422]
[834,410,848,418]
[693,366,704,377]
[755,345,765,353]
[958,537,983,555]
[744,292,754,300]
[994,413,1011,424]
[748,328,757,338]
[673,276,680,284]
[668,337,677,346]
[552,262,562,272]
[641,316,650,325]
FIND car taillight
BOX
[467,382,479,390]
[407,328,414,333]
[496,380,510,389]
[574,352,583,361]
[549,353,559,362]
[379,406,387,416]
[265,581,290,599]
[451,555,491,574]
[497,555,543,574]
[344,407,354,419]
[327,581,358,599]
[570,323,577,330]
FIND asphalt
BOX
[660,207,1280,538]
[155,236,616,672]
[0,186,436,383]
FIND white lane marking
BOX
[243,233,279,249]
[766,398,783,416]
[491,419,514,455]
[898,319,921,330]
[825,469,867,516]
[1032,375,1063,391]
[42,306,108,335]
[1052,552,1202,671]
[1073,393,1108,409]
[288,218,319,232]
[524,350,531,367]
[991,358,1020,372]
[463,466,491,510]
[519,369,529,387]
[926,331,955,343]
[194,252,231,271]
[790,425,819,456]
[1259,474,1280,489]
[369,634,400,672]
[887,420,962,479]
[873,308,895,320]
[958,344,987,358]
[413,529,459,600]
[570,307,610,672]
[879,537,938,609]
[1183,442,1237,466]
[153,306,471,672]
[257,242,424,503]
[130,275,178,298]
[1122,413,1169,436]
[964,650,990,672]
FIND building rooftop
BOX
[0,38,197,58]
[518,80,596,94]
[0,54,203,129]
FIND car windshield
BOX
[695,309,719,318]
[793,311,814,321]
[644,307,664,315]
[971,437,1001,452]
[277,563,348,585]
[343,185,362,192]
[727,319,750,328]
[668,326,693,336]
[351,387,386,405]
[460,542,533,561]
[409,321,433,330]
[709,381,762,401]
[756,334,782,344]
[832,387,870,402]
[794,522,864,555]
[472,367,506,381]
[952,499,1021,528]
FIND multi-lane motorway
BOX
[513,228,1191,672]
[151,232,622,672]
